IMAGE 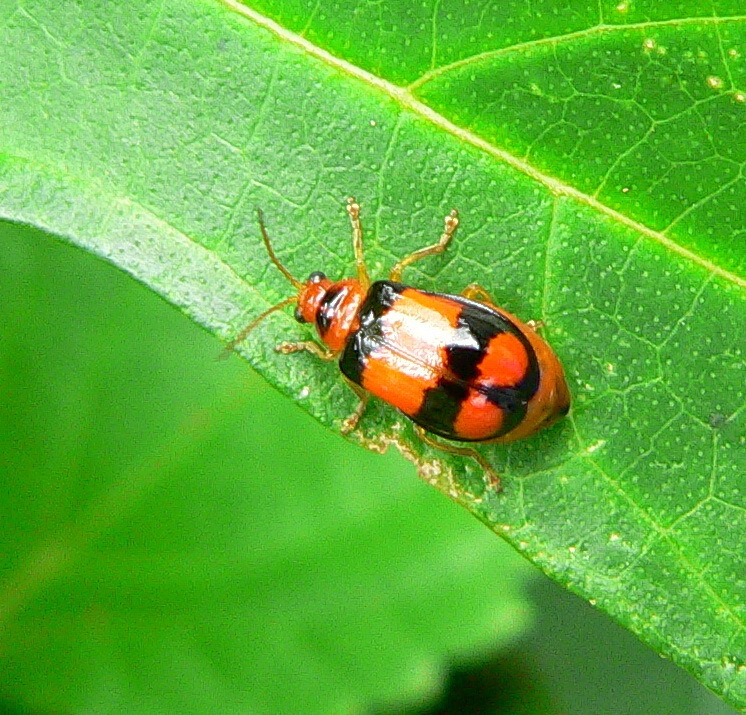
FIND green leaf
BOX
[0,224,534,712]
[0,0,744,709]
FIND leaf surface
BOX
[0,0,744,707]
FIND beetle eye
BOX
[294,305,307,323]
[308,271,326,284]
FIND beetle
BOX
[229,198,570,489]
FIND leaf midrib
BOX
[220,0,746,290]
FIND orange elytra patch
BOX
[372,289,462,377]
[399,288,463,328]
[453,389,505,440]
[476,332,529,388]
[361,354,437,416]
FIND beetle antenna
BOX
[258,209,303,290]
[220,294,298,359]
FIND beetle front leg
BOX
[389,209,459,282]
[278,345,369,433]
[346,197,372,290]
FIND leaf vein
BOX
[407,15,746,92]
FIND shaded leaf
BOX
[0,225,533,712]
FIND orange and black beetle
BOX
[230,199,570,489]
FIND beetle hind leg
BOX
[461,282,494,303]
[414,426,502,492]
[276,340,336,360]
[389,209,459,282]
[340,383,370,434]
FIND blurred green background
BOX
[0,222,735,713]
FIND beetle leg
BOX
[340,383,370,434]
[464,286,544,331]
[414,426,502,492]
[276,340,336,360]
[461,282,495,303]
[346,197,371,290]
[389,209,459,282]
[463,284,545,333]
[277,345,369,433]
